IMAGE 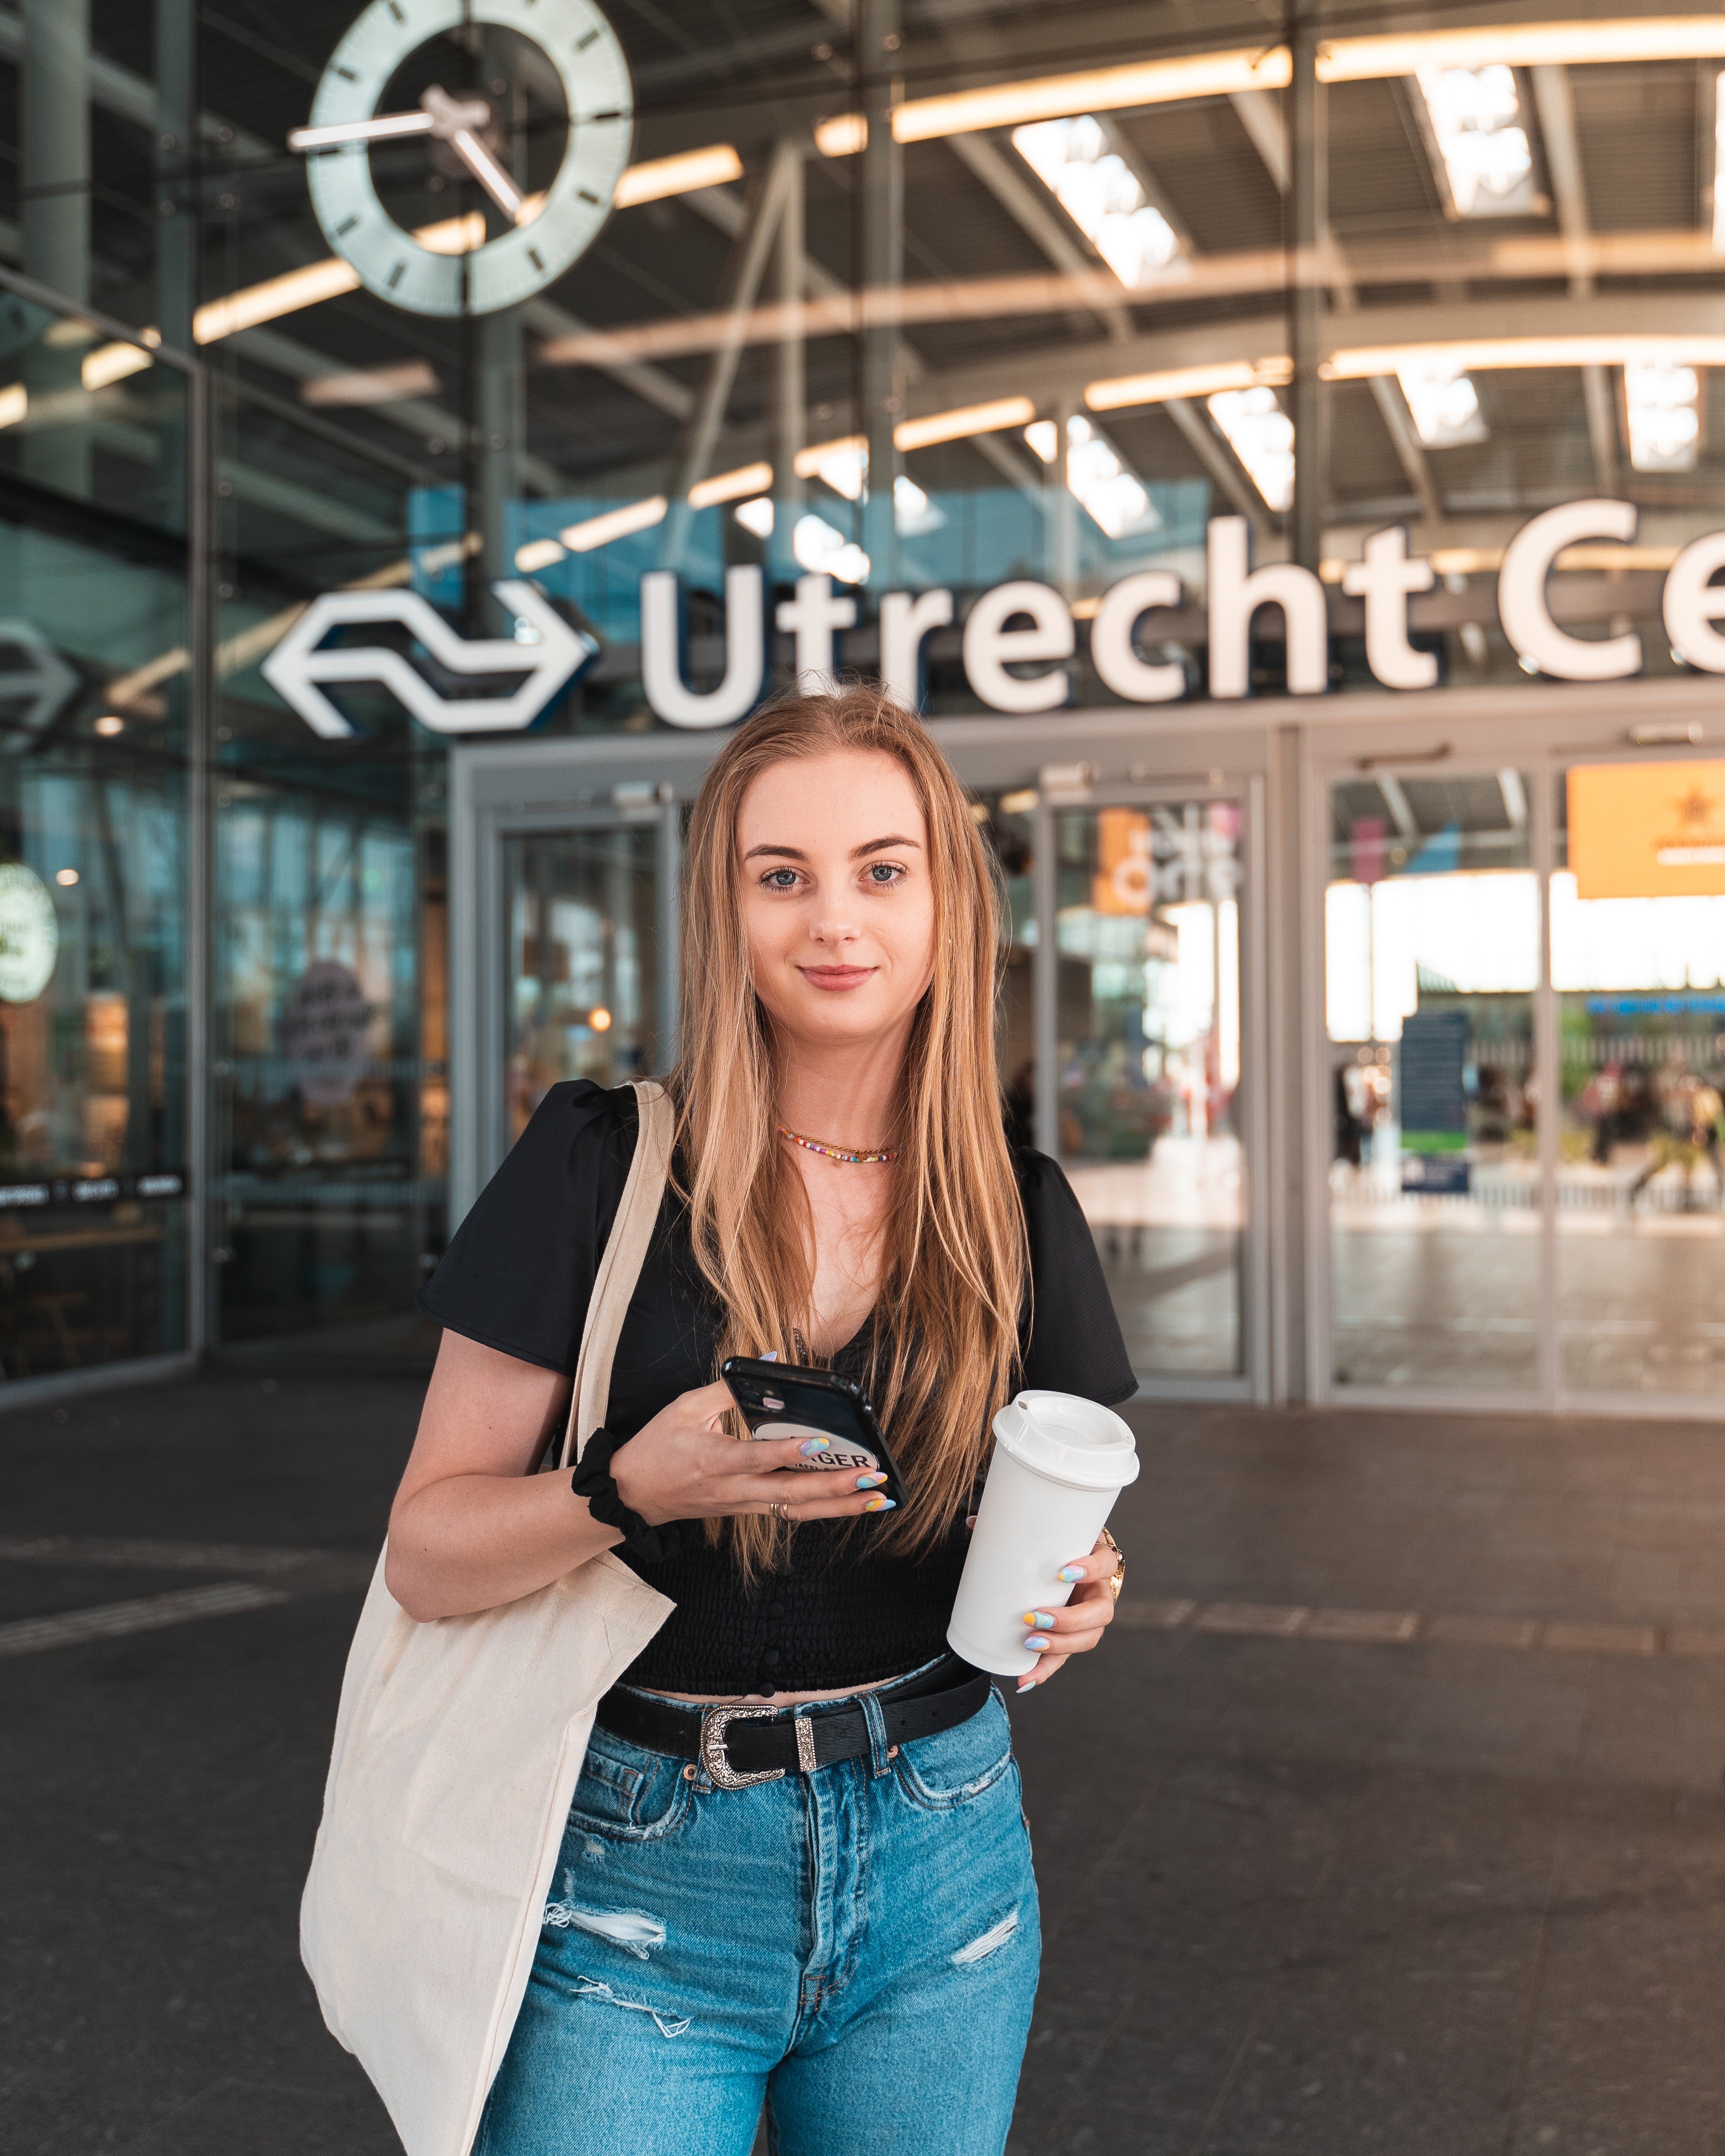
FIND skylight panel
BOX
[1012,116,1183,287]
[1396,354,1488,447]
[1065,416,1159,538]
[1206,388,1295,512]
[1623,360,1701,472]
[1416,63,1538,217]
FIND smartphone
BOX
[720,1357,911,1510]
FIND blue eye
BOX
[762,868,800,891]
[867,862,902,884]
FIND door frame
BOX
[1301,703,1725,1421]
[451,714,1276,1402]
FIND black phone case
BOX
[720,1357,911,1508]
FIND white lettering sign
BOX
[266,497,1725,738]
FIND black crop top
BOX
[419,1081,1136,1694]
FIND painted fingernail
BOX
[1057,1565,1085,1582]
[855,1472,888,1489]
[799,1438,831,1457]
[862,1495,896,1512]
[1022,1610,1055,1629]
[1023,1634,1050,1650]
[1016,1677,1037,1693]
[965,1514,978,1529]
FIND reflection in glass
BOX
[218,795,423,1342]
[505,829,658,1142]
[971,794,1035,1148]
[1553,762,1725,1395]
[1326,773,1537,1392]
[1057,802,1243,1378]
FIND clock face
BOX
[303,0,632,316]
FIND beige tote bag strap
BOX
[559,1079,674,1471]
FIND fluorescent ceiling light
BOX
[813,25,1725,164]
[1024,419,1059,463]
[301,361,441,408]
[0,384,26,429]
[81,341,154,390]
[1396,353,1487,446]
[814,114,868,158]
[1207,386,1294,512]
[1321,19,1725,82]
[194,257,362,344]
[793,513,869,584]
[1416,64,1538,217]
[688,460,774,509]
[515,537,568,572]
[1327,335,1725,375]
[1085,357,1292,411]
[1012,117,1182,287]
[1624,359,1701,471]
[733,496,775,538]
[558,496,668,551]
[1066,415,1158,537]
[1714,75,1725,254]
[893,48,1291,144]
[614,145,744,207]
[894,396,1036,450]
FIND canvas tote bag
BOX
[301,1079,676,2156]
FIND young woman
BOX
[390,690,1136,2156]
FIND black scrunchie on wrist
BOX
[571,1427,682,1564]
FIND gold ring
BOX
[771,1499,791,1523]
[1100,1525,1125,1603]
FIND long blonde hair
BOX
[670,688,1027,1567]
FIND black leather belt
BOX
[594,1656,991,1791]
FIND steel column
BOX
[774,145,807,581]
[1287,9,1324,572]
[22,0,91,494]
[858,0,903,587]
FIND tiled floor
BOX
[5,1374,1724,2154]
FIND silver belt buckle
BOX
[699,1704,786,1791]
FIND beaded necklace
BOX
[778,1124,901,1166]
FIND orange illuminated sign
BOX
[1092,808,1151,914]
[1567,760,1725,898]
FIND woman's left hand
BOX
[1013,1531,1119,1693]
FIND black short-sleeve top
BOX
[419,1081,1136,1694]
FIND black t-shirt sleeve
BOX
[417,1080,637,1374]
[1016,1149,1137,1406]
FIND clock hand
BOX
[289,109,438,153]
[421,85,525,222]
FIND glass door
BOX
[1049,796,1247,1380]
[1553,758,1725,1399]
[502,824,661,1141]
[1324,768,1541,1396]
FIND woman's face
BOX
[737,749,936,1053]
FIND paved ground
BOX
[5,1371,1725,2154]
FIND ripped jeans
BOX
[475,1673,1039,2156]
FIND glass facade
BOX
[4,5,1725,1406]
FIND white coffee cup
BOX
[946,1389,1139,1677]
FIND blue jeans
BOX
[476,1675,1040,2156]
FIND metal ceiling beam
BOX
[1163,396,1269,536]
[523,299,693,423]
[946,133,1130,342]
[1366,373,1443,527]
[664,141,799,561]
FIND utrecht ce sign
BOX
[262,502,1725,739]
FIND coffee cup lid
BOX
[991,1389,1140,1491]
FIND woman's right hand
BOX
[610,1380,894,1526]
